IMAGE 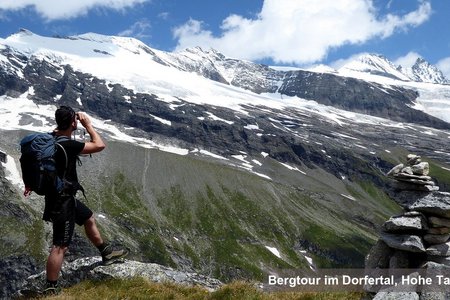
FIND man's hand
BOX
[77,112,106,154]
[76,112,93,129]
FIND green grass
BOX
[427,160,450,190]
[78,162,394,284]
[39,277,365,300]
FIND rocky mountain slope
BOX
[1,29,450,298]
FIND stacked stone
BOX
[365,154,450,299]
[386,154,439,192]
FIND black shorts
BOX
[51,196,93,247]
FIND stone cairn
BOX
[365,154,450,299]
[386,154,438,193]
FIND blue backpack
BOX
[19,133,69,196]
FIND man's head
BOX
[55,105,77,131]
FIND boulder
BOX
[389,251,410,268]
[373,292,419,300]
[426,242,450,257]
[392,182,439,194]
[428,227,450,235]
[365,240,394,269]
[394,177,434,186]
[423,234,450,245]
[380,232,426,253]
[382,214,427,232]
[411,162,429,176]
[428,216,450,228]
[406,154,421,166]
[387,163,404,176]
[406,192,450,217]
[401,167,413,175]
[16,257,223,296]
[427,255,450,266]
[394,174,432,181]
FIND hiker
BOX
[42,105,128,294]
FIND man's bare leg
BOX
[84,215,103,247]
[46,246,67,281]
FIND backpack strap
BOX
[54,135,86,199]
[55,135,69,179]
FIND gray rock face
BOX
[429,216,450,228]
[382,214,427,232]
[0,255,39,299]
[406,154,422,166]
[380,232,426,253]
[426,242,450,257]
[423,233,450,245]
[17,257,222,295]
[394,182,440,193]
[411,162,429,176]
[387,164,404,176]
[427,255,450,266]
[428,227,450,235]
[365,240,394,269]
[407,192,450,218]
[373,291,419,300]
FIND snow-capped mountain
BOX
[338,53,449,85]
[399,57,449,84]
[338,53,411,81]
[1,29,450,181]
[1,28,449,184]
[1,30,450,296]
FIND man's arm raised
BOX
[77,112,106,154]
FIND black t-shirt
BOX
[43,138,84,222]
[55,139,85,184]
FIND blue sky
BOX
[0,0,449,76]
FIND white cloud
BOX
[0,0,150,20]
[393,52,422,68]
[158,12,169,20]
[118,19,151,39]
[173,0,432,65]
[437,57,450,80]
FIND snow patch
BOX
[279,162,306,175]
[244,124,259,130]
[341,194,357,201]
[252,171,272,180]
[206,112,234,125]
[196,149,228,160]
[1,154,24,189]
[300,250,315,270]
[265,246,281,258]
[252,159,262,166]
[149,114,172,126]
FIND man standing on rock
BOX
[42,106,128,294]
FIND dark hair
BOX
[55,106,76,130]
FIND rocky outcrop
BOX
[0,255,39,299]
[277,72,450,130]
[15,257,222,297]
[366,155,450,298]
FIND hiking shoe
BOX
[101,244,129,265]
[42,284,62,295]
